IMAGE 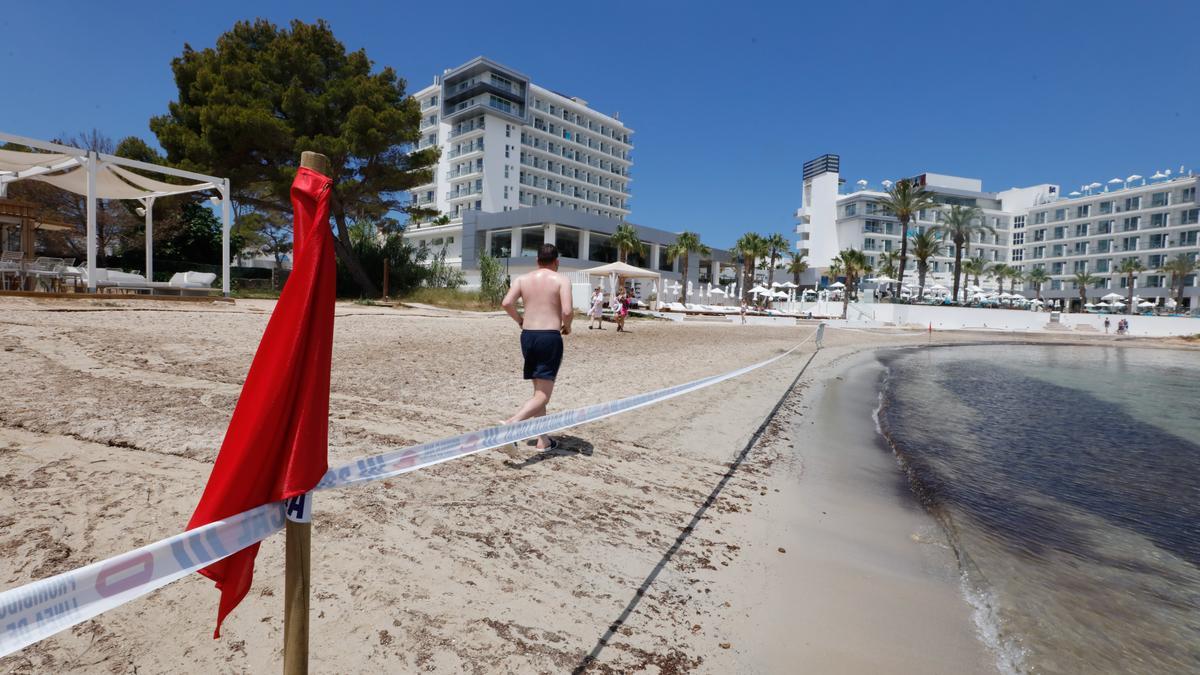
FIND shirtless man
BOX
[500,244,573,450]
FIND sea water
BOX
[877,344,1200,675]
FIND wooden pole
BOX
[382,258,390,300]
[283,150,328,675]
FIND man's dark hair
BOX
[537,243,559,266]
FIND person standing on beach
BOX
[588,287,605,330]
[740,301,748,325]
[500,244,572,451]
[1104,316,1110,333]
[615,289,630,332]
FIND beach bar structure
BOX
[0,131,233,296]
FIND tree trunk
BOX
[1127,274,1135,315]
[330,190,378,296]
[793,266,800,287]
[918,266,926,299]
[952,242,964,303]
[1035,284,1042,301]
[841,286,849,319]
[767,253,778,287]
[680,252,689,304]
[896,216,910,290]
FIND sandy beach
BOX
[0,296,1189,673]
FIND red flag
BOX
[187,167,335,637]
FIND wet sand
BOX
[1,296,1183,672]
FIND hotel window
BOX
[1012,249,1024,262]
[863,238,877,250]
[1183,187,1196,202]
[1051,279,1063,291]
[1095,259,1110,273]
[1013,232,1025,245]
[1076,205,1090,218]
[1052,262,1064,274]
[1150,191,1169,207]
[863,220,883,233]
[845,203,857,216]
[1053,227,1065,239]
[1097,239,1112,253]
[1054,208,1066,221]
[1122,236,1138,251]
[1181,208,1199,224]
[505,124,512,138]
[1034,212,1047,224]
[1033,246,1045,259]
[1123,217,1139,231]
[1148,254,1165,267]
[588,233,617,263]
[1150,213,1168,228]
[1125,196,1141,210]
[1149,234,1166,249]
[1013,216,1025,229]
[883,239,894,251]
[1033,229,1046,242]
[1074,223,1088,237]
[1052,244,1065,257]
[1074,242,1088,255]
[1180,230,1199,246]
[1097,220,1113,234]
[1073,260,1087,274]
[1099,201,1113,214]
[865,202,877,214]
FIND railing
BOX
[448,123,484,139]
[447,141,484,159]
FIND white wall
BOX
[855,303,1200,337]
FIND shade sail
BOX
[584,261,661,279]
[29,163,213,200]
[0,148,79,174]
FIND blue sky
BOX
[3,0,1197,248]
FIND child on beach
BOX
[588,287,605,330]
[615,290,631,332]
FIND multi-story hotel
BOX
[402,58,734,289]
[796,154,1199,311]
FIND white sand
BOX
[1,296,1183,672]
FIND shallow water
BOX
[877,344,1200,675]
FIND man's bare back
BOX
[503,267,573,333]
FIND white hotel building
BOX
[796,154,1199,311]
[401,58,733,287]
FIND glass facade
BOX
[490,230,512,257]
[556,227,580,259]
[520,226,544,257]
[588,233,617,263]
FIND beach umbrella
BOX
[828,281,846,289]
[771,281,782,287]
[1011,293,1026,300]
[780,281,799,289]
[710,287,726,296]
[749,285,770,296]
[1084,302,1096,308]
[1137,301,1155,308]
[869,276,897,284]
[1101,292,1123,302]
[1165,298,1178,309]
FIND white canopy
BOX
[584,260,661,279]
[709,287,727,296]
[1101,292,1124,302]
[869,276,897,284]
[778,281,799,288]
[0,131,232,294]
[749,285,771,295]
[828,281,845,289]
[1137,301,1155,308]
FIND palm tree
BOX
[733,232,769,303]
[876,249,899,296]
[610,222,645,264]
[908,230,944,300]
[877,179,937,293]
[764,233,790,288]
[1117,258,1146,315]
[962,255,988,291]
[932,205,992,303]
[1026,267,1050,301]
[786,251,808,287]
[991,263,1011,295]
[665,231,711,305]
[1072,271,1098,312]
[1160,253,1197,311]
[832,248,871,319]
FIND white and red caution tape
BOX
[0,325,822,657]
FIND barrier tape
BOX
[0,324,823,657]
